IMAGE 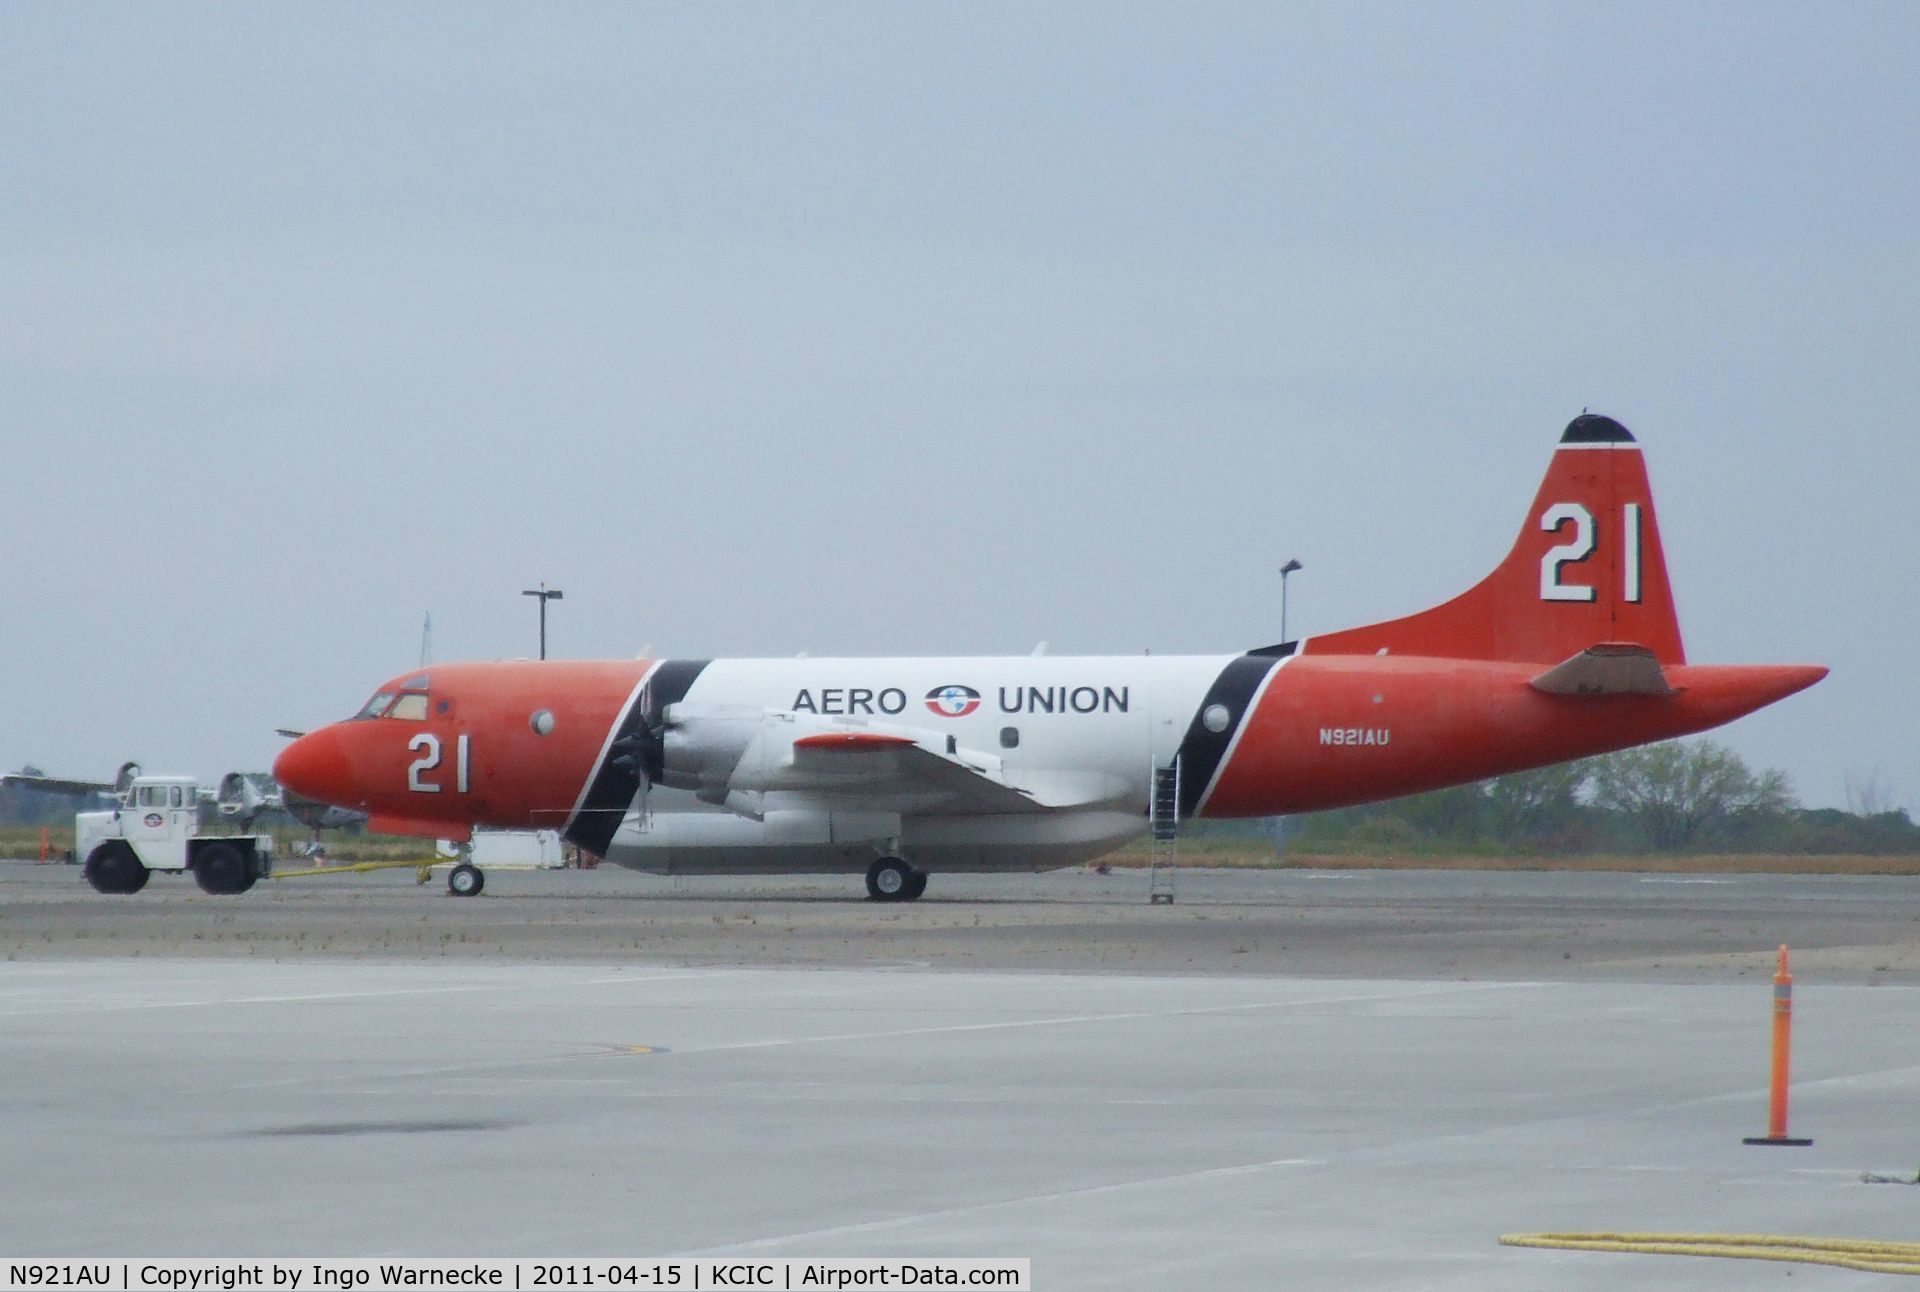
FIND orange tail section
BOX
[1303,413,1686,665]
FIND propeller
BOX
[606,685,668,790]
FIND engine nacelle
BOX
[217,771,275,819]
[657,704,765,800]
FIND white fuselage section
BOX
[603,654,1245,875]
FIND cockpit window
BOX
[388,693,430,720]
[355,683,437,719]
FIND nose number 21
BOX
[408,733,471,794]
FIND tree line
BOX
[1238,740,1918,856]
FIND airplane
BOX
[2,762,365,834]
[213,771,368,834]
[274,414,1826,900]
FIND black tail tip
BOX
[1561,413,1635,444]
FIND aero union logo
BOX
[925,685,982,718]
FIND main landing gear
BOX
[447,843,485,897]
[865,856,927,902]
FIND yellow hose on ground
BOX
[269,858,438,880]
[1501,1233,1920,1276]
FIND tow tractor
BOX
[77,775,273,895]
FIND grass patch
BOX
[1106,843,1920,876]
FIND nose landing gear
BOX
[446,842,485,896]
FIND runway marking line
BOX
[679,1155,1326,1256]
[233,980,1529,1092]
[678,981,1535,1056]
[1501,1232,1920,1276]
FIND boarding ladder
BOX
[1148,757,1181,904]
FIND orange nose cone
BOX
[273,728,358,809]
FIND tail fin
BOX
[1302,414,1686,665]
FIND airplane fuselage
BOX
[273,415,1826,895]
[277,649,1817,876]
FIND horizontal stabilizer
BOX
[1530,643,1674,697]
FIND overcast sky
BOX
[3,3,1913,812]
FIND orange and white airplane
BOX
[275,415,1824,899]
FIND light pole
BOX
[1279,559,1303,643]
[521,584,564,660]
[1276,559,1303,857]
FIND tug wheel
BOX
[84,843,149,895]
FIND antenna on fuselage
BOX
[420,612,433,667]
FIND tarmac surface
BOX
[7,859,1920,981]
[5,860,1920,1287]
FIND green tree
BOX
[1589,740,1794,851]
[1396,783,1489,845]
[1483,761,1592,844]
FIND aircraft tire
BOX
[903,871,928,900]
[84,843,148,895]
[448,863,485,897]
[193,842,250,895]
[865,857,913,902]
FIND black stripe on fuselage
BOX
[564,659,710,856]
[1172,654,1279,819]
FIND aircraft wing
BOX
[709,714,1137,816]
[784,732,1050,815]
[0,773,117,797]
